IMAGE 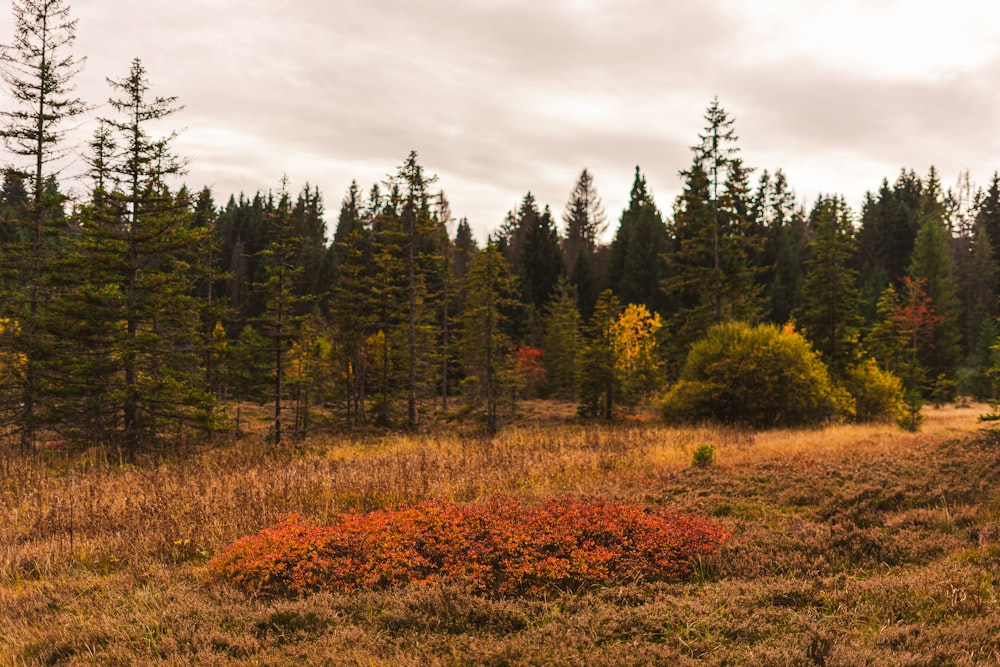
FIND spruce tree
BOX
[541,276,581,399]
[503,193,563,321]
[665,98,761,361]
[607,167,670,316]
[561,168,607,317]
[459,238,518,435]
[68,58,212,454]
[0,0,86,448]
[796,195,862,374]
[328,182,374,427]
[908,169,961,391]
[254,182,311,444]
[576,290,621,419]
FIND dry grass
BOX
[2,403,1000,664]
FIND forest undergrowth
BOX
[2,402,1000,665]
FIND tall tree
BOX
[393,151,444,430]
[254,182,311,444]
[666,98,761,360]
[908,169,961,389]
[751,169,808,324]
[561,168,607,317]
[69,58,212,454]
[607,167,671,316]
[541,276,581,399]
[501,192,564,339]
[328,182,374,427]
[857,169,923,318]
[459,238,518,435]
[796,195,862,374]
[0,0,86,448]
[975,172,1000,256]
[576,290,621,419]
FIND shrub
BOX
[207,497,730,598]
[897,389,925,432]
[659,321,852,428]
[691,444,715,467]
[843,358,903,422]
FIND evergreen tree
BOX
[0,0,86,448]
[254,182,312,444]
[459,238,518,435]
[958,223,996,357]
[576,290,621,419]
[452,217,476,284]
[0,169,28,244]
[665,98,761,361]
[393,151,444,430]
[328,182,374,427]
[66,59,212,453]
[501,192,564,339]
[561,168,607,317]
[796,195,862,374]
[541,276,581,399]
[975,172,1000,256]
[857,169,923,317]
[908,169,961,390]
[607,167,670,316]
[752,169,808,324]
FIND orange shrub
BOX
[208,496,729,597]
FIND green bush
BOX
[660,321,852,428]
[843,358,903,423]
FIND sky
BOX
[4,0,1000,241]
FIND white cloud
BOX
[3,0,1000,240]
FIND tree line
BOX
[2,0,997,455]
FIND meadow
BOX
[2,403,1000,665]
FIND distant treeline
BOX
[2,0,998,453]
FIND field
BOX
[2,403,1000,665]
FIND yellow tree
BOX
[610,304,663,411]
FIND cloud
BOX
[5,0,1000,239]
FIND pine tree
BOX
[541,276,581,399]
[254,182,311,444]
[502,192,564,338]
[576,290,621,419]
[796,195,862,374]
[0,0,86,448]
[975,172,1000,256]
[665,98,761,361]
[393,151,444,430]
[459,238,518,435]
[328,182,374,427]
[561,168,607,317]
[67,58,212,454]
[908,169,961,390]
[752,169,808,324]
[857,169,923,317]
[607,167,670,316]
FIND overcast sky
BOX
[5,0,1000,241]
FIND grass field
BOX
[2,403,1000,665]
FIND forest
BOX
[7,2,1000,664]
[2,0,999,457]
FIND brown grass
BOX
[2,403,1000,664]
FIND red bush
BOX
[208,497,730,597]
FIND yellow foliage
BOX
[610,304,663,407]
[610,304,662,374]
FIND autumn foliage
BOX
[208,496,729,598]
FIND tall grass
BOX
[2,403,999,664]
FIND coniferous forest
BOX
[3,0,1000,456]
[9,3,1000,664]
